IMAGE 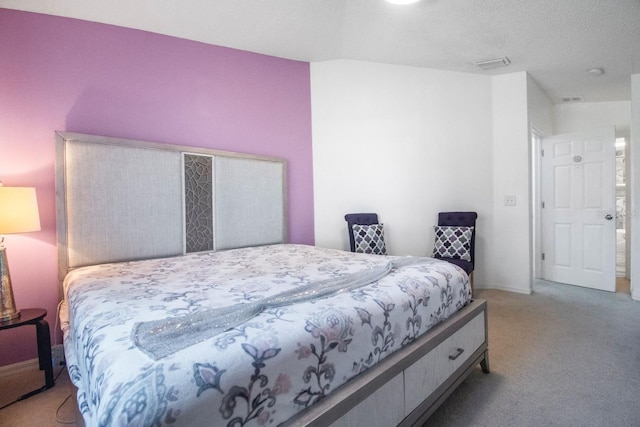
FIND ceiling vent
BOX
[473,57,511,70]
[385,0,421,4]
[561,96,584,103]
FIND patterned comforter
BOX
[60,244,471,427]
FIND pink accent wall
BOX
[0,9,314,366]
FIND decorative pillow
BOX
[352,223,387,255]
[432,226,473,261]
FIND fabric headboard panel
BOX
[56,131,287,283]
[214,156,285,250]
[62,140,184,268]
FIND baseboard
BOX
[477,285,533,295]
[0,358,39,378]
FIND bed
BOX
[55,132,489,426]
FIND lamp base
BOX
[0,309,20,323]
[0,247,20,323]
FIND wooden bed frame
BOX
[55,132,489,426]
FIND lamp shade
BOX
[0,187,41,234]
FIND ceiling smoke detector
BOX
[587,67,604,76]
[473,57,511,70]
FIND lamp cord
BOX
[52,302,76,424]
[55,393,75,424]
[55,300,64,345]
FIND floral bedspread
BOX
[60,244,471,427]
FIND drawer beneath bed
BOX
[329,373,405,427]
[283,300,488,427]
[403,310,486,415]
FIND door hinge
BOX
[541,149,545,157]
[541,253,545,261]
[542,201,545,209]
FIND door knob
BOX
[605,214,613,220]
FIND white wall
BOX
[527,75,554,136]
[553,101,631,133]
[310,60,494,286]
[527,75,554,281]
[311,61,636,298]
[631,74,640,301]
[490,72,533,294]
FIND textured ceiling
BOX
[2,0,639,103]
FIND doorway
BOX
[538,127,617,292]
[615,134,630,294]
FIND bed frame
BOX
[55,131,489,426]
[286,299,489,426]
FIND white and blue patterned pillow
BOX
[432,226,473,261]
[352,223,387,255]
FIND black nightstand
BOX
[0,308,54,399]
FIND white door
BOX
[541,127,616,292]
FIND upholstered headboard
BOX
[55,131,287,286]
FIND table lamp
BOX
[0,183,41,322]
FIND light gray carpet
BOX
[0,365,75,426]
[0,281,638,426]
[426,280,640,427]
